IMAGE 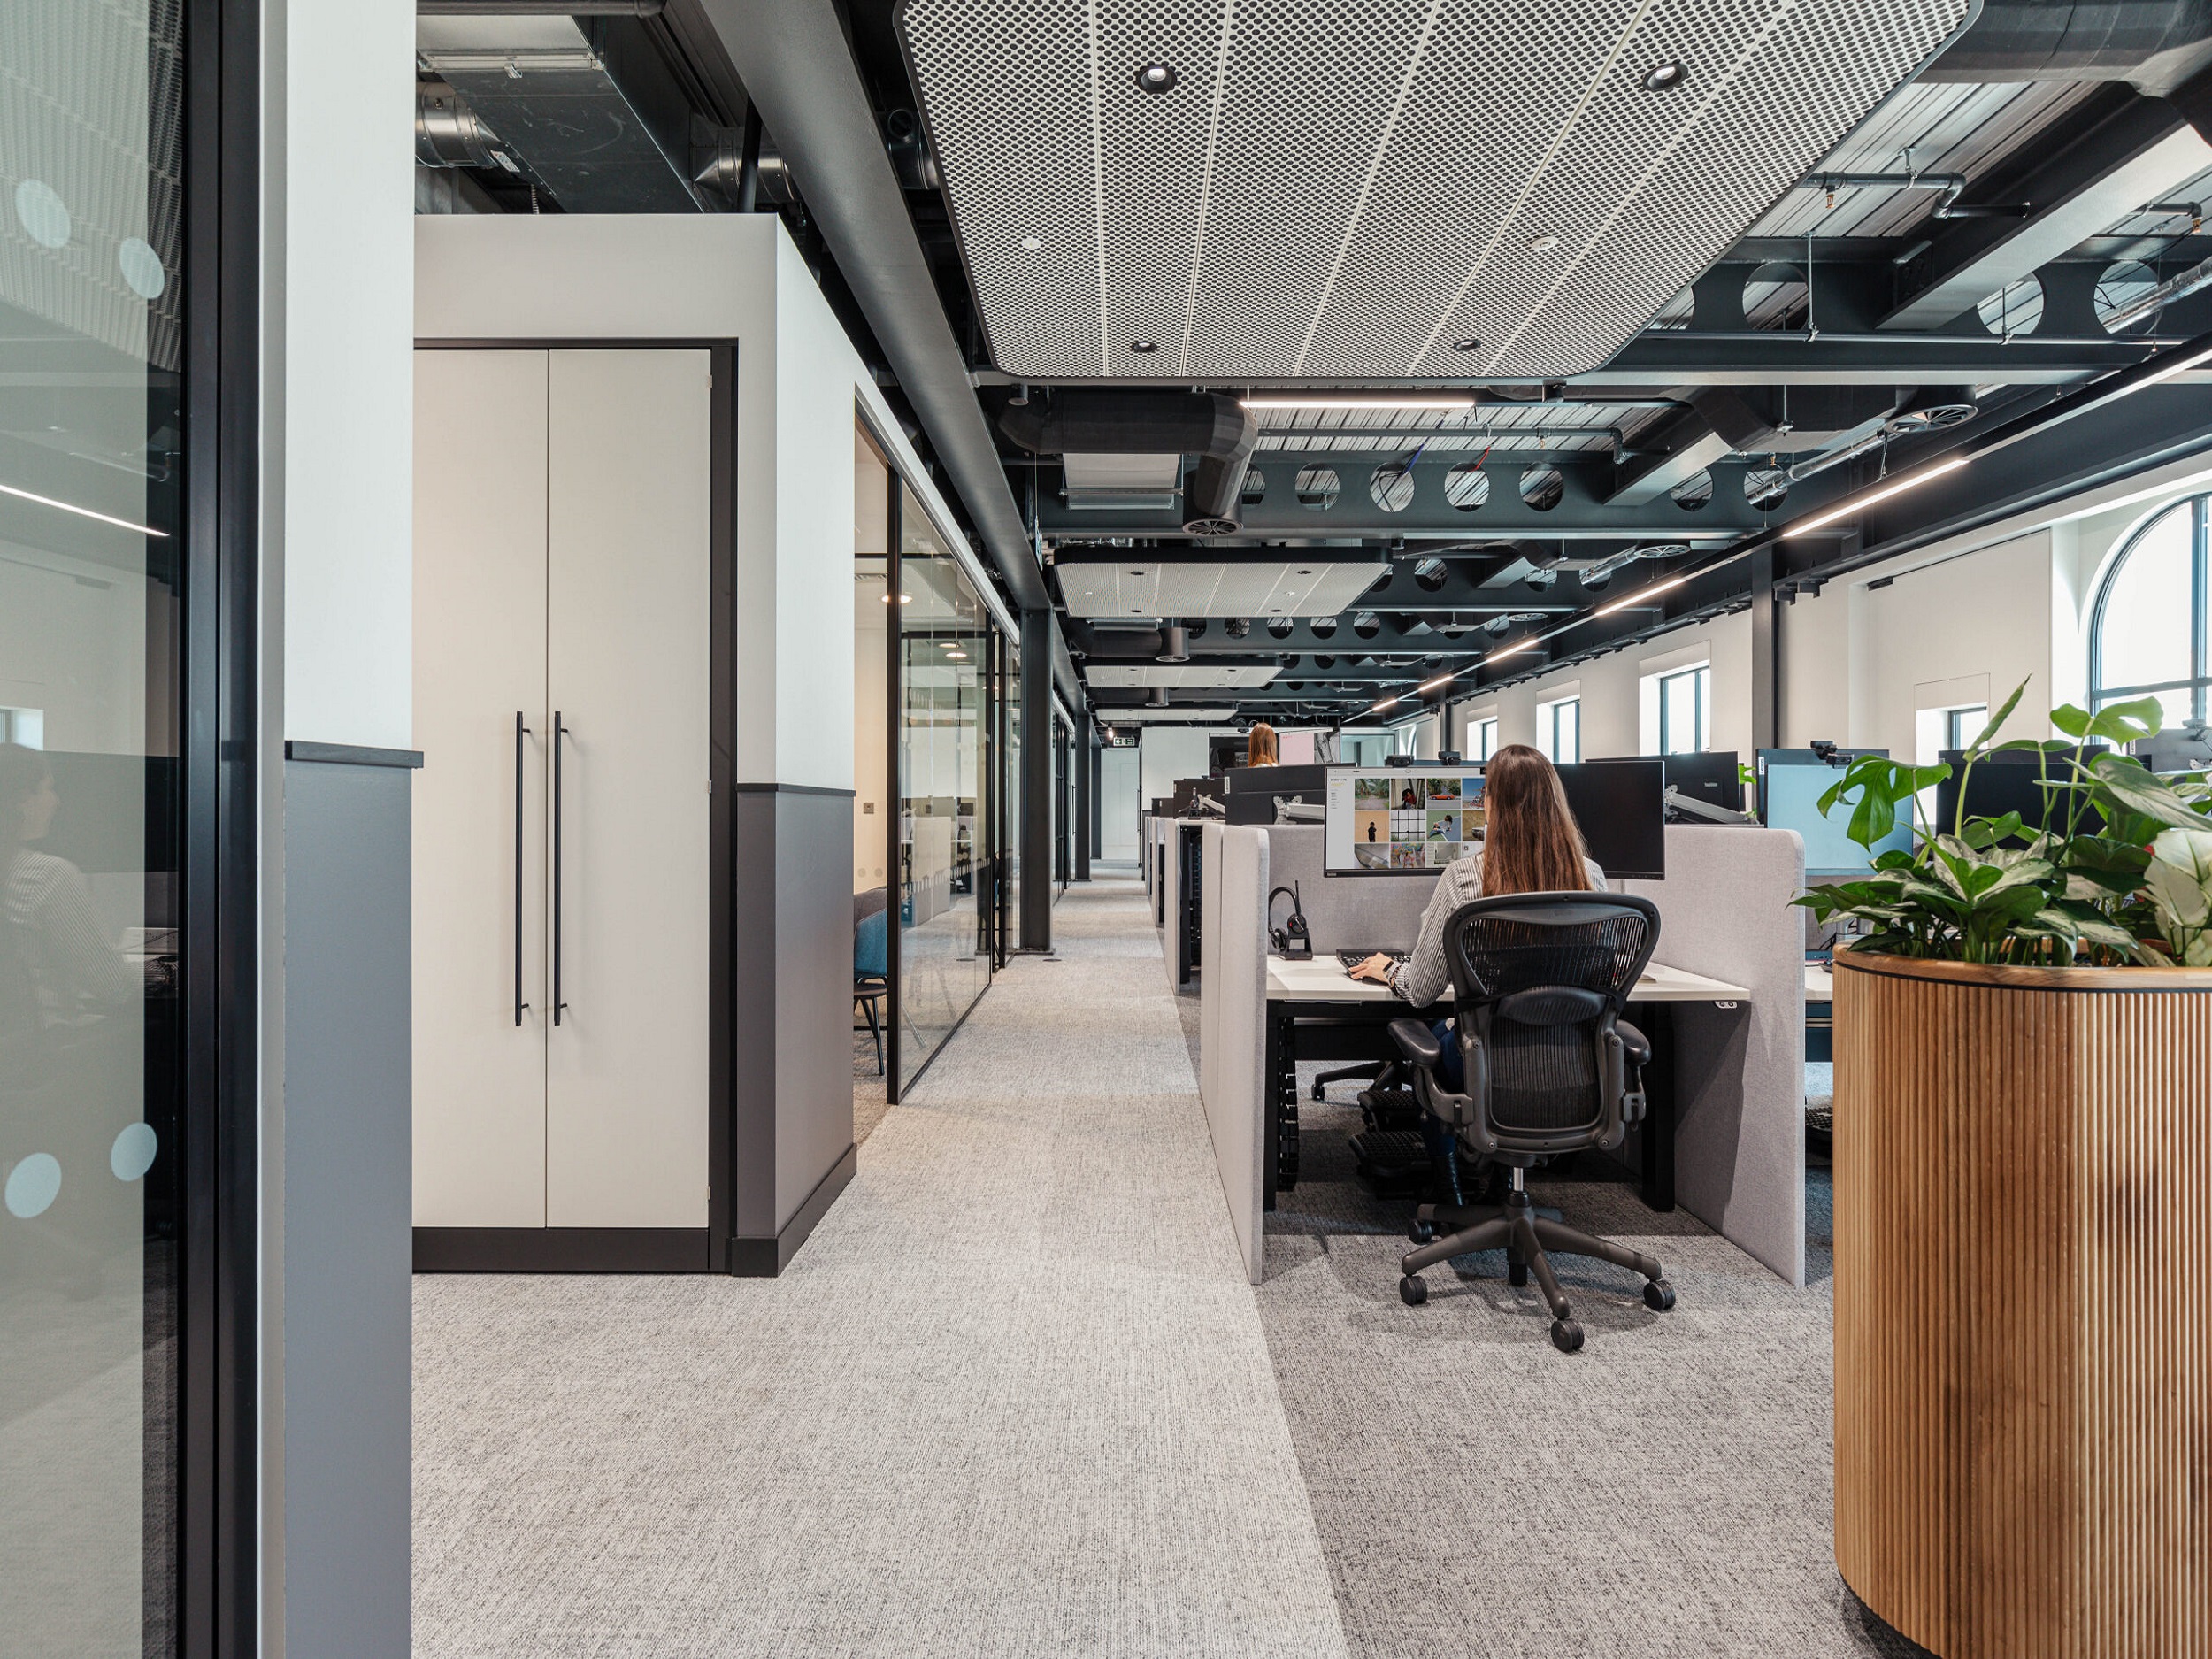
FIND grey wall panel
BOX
[281,757,413,1656]
[733,787,781,1237]
[733,783,856,1258]
[774,787,854,1230]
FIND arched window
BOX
[2091,495,2209,727]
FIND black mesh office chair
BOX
[1387,892,1675,1353]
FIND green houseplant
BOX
[1794,680,2212,965]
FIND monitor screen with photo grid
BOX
[1324,766,1486,874]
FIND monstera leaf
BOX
[2146,827,2212,964]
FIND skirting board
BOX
[726,1142,856,1276]
[413,1227,711,1273]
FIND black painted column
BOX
[1075,719,1094,881]
[1020,607,1053,949]
[1750,545,1778,751]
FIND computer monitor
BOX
[1555,759,1666,880]
[2133,724,2211,774]
[1323,766,1486,873]
[1932,747,2105,840]
[1663,750,1742,814]
[1756,751,1911,875]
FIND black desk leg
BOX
[1263,1006,1299,1210]
[1639,1002,1678,1212]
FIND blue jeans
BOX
[1429,1018,1464,1092]
[1422,1018,1465,1202]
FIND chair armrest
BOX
[1388,1018,1441,1071]
[1617,1018,1651,1067]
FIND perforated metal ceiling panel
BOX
[1084,664,1284,687]
[1056,557,1386,618]
[900,0,1968,380]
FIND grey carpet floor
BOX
[853,1023,888,1144]
[414,876,1348,1658]
[1260,1072,1917,1657]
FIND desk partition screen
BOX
[1324,766,1486,872]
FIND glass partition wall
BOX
[890,483,995,1091]
[4,0,205,1644]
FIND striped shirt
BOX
[1386,849,1610,1008]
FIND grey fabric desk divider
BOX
[1197,824,1268,1280]
[1198,823,1809,1288]
[1623,826,1808,1286]
[1261,826,1440,953]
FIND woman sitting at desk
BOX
[1349,745,1607,1171]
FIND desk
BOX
[1263,956,1750,1212]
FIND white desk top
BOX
[1265,956,1751,1004]
[1805,964,1833,1001]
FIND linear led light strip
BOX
[1240,396,1477,411]
[0,480,168,538]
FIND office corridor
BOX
[412,874,1350,1658]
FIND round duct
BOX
[1182,515,1238,536]
[1157,625,1190,663]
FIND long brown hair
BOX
[1478,743,1592,895]
[1246,721,1279,766]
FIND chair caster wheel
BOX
[1310,1081,1325,1101]
[1408,1219,1435,1245]
[1550,1318,1584,1354]
[1399,1274,1428,1307]
[1643,1278,1676,1311]
[1508,1258,1529,1288]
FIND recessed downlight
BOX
[1642,59,1687,92]
[1452,337,1482,353]
[1129,569,1145,576]
[1134,62,1179,94]
[1129,339,1158,354]
[1019,235,1043,251]
[1529,233,1561,254]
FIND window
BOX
[1945,703,1988,751]
[1657,664,1710,755]
[1470,715,1498,762]
[1539,695,1580,764]
[2092,494,2210,727]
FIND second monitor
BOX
[1320,758,1666,880]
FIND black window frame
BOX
[2090,493,2212,724]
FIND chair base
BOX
[1398,1179,1672,1351]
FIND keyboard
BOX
[1336,948,1408,970]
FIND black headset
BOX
[1268,882,1312,958]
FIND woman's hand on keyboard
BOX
[1348,953,1395,984]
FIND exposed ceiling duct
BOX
[695,0,1086,711]
[1924,1,2212,88]
[999,391,1257,534]
[416,14,713,212]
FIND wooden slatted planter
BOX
[1832,945,2212,1659]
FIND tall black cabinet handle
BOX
[552,710,568,1025]
[515,711,531,1026]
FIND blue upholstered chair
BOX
[854,888,888,1075]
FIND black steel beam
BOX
[1465,370,2212,695]
[1039,455,1778,539]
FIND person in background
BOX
[1246,721,1278,768]
[1348,744,1607,1197]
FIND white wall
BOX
[1140,727,1210,810]
[1100,746,1141,859]
[282,0,416,749]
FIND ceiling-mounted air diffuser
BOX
[1157,624,1190,663]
